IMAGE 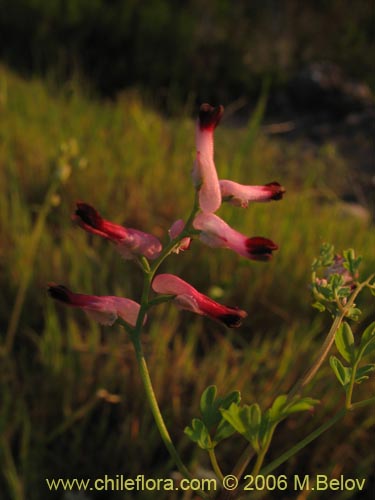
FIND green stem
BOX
[251,424,276,477]
[208,448,224,483]
[125,191,209,497]
[259,409,346,476]
[288,275,374,398]
[131,336,199,485]
[345,358,360,409]
[351,396,375,410]
[259,393,375,477]
[288,313,342,398]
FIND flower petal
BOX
[73,202,162,260]
[193,213,278,260]
[152,274,196,296]
[47,284,142,326]
[194,104,223,213]
[245,237,279,261]
[220,180,286,207]
[152,274,247,328]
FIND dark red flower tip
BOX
[198,104,224,130]
[246,237,279,261]
[74,202,103,230]
[265,182,286,200]
[217,312,246,328]
[47,284,74,304]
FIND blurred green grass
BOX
[0,66,374,500]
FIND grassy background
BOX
[0,66,374,499]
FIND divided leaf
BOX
[184,418,211,450]
[335,323,355,364]
[186,385,241,448]
[355,364,375,384]
[343,249,362,276]
[220,403,261,452]
[200,385,241,429]
[268,394,318,423]
[329,356,351,387]
[359,322,375,359]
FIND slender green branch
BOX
[208,448,224,483]
[131,335,210,498]
[288,313,342,398]
[250,424,276,477]
[345,358,360,409]
[259,409,346,476]
[351,396,375,410]
[288,274,374,398]
[231,446,255,483]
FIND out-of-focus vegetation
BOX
[0,0,373,104]
[0,66,374,499]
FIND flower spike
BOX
[152,274,247,328]
[220,180,286,208]
[193,212,278,261]
[73,202,162,260]
[48,284,142,326]
[193,104,223,213]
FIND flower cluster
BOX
[49,104,285,328]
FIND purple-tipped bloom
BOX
[73,202,162,260]
[152,274,247,328]
[193,104,224,213]
[220,180,286,208]
[48,284,142,326]
[193,213,278,261]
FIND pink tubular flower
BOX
[152,274,247,328]
[168,219,191,254]
[220,180,286,208]
[193,103,224,213]
[48,284,142,326]
[73,202,162,260]
[193,213,278,261]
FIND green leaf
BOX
[346,307,362,321]
[219,391,242,413]
[199,385,217,426]
[268,395,288,421]
[312,301,326,312]
[220,403,261,452]
[199,385,241,429]
[355,364,375,384]
[213,419,236,444]
[358,322,375,359]
[329,356,351,387]
[335,323,356,364]
[258,412,271,448]
[361,322,375,346]
[343,249,362,275]
[329,273,344,291]
[184,418,211,450]
[284,397,320,415]
[268,395,319,423]
[319,243,335,268]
